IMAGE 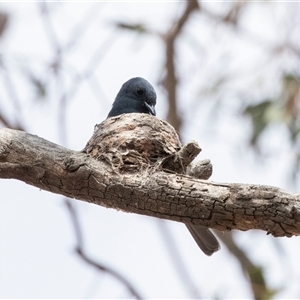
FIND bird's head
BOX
[107,77,157,118]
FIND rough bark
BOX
[0,113,299,238]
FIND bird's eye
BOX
[137,88,144,95]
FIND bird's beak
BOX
[144,102,156,116]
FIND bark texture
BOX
[0,113,299,238]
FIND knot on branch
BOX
[187,159,213,180]
[82,113,202,174]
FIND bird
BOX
[107,77,220,256]
[107,77,156,118]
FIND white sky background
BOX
[0,1,300,299]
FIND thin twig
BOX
[0,111,24,131]
[0,61,26,128]
[65,199,143,300]
[215,231,272,300]
[162,0,199,132]
[157,220,202,299]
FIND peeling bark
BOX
[0,114,299,238]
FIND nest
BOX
[83,113,182,173]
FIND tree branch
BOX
[0,114,299,238]
[65,199,143,300]
[162,0,199,132]
[214,231,275,299]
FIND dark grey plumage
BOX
[107,77,156,118]
[185,225,220,256]
[107,77,220,256]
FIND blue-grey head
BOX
[107,77,156,118]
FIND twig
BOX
[162,0,199,132]
[215,231,274,300]
[0,61,26,128]
[0,111,24,131]
[65,199,143,300]
[157,220,202,299]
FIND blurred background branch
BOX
[162,0,199,131]
[65,199,143,300]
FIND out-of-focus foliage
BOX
[244,72,300,180]
[244,73,300,145]
[244,100,274,146]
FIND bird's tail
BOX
[185,224,220,256]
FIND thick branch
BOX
[1,125,299,238]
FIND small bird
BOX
[107,77,156,118]
[107,77,220,256]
